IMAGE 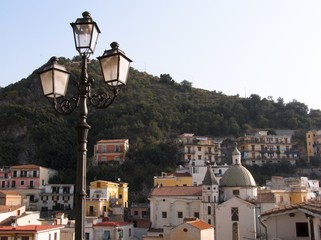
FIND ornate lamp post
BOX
[38,11,132,240]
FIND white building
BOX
[260,200,321,240]
[39,184,74,211]
[148,146,267,240]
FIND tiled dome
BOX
[220,164,256,187]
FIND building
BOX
[0,164,57,211]
[177,133,223,166]
[94,139,129,164]
[306,129,321,160]
[163,218,214,240]
[0,190,22,206]
[237,129,299,166]
[148,146,265,240]
[149,186,202,230]
[128,203,150,228]
[39,184,74,211]
[92,221,134,240]
[262,176,320,206]
[86,180,128,220]
[153,172,193,187]
[260,200,321,240]
[0,225,64,240]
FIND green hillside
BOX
[1,57,321,202]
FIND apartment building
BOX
[39,184,74,211]
[306,129,321,160]
[93,139,129,164]
[237,129,299,166]
[177,133,223,165]
[0,164,57,210]
[86,180,128,220]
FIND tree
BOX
[160,74,175,85]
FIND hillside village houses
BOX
[237,129,300,166]
[0,131,320,239]
[93,139,129,164]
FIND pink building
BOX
[0,165,57,210]
[94,139,129,164]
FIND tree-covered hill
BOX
[1,57,321,201]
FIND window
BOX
[33,171,37,177]
[129,228,131,237]
[63,187,70,193]
[115,145,120,152]
[142,211,147,217]
[0,237,8,240]
[22,237,29,240]
[21,180,24,185]
[177,211,183,218]
[296,222,309,237]
[207,206,211,215]
[54,232,57,240]
[231,207,239,221]
[198,155,201,160]
[102,145,107,152]
[198,147,201,151]
[85,232,90,240]
[134,211,138,216]
[194,212,199,218]
[233,190,240,196]
[162,212,167,218]
[103,231,110,240]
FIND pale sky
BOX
[2,1,321,110]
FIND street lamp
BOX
[38,11,132,240]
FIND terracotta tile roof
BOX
[261,200,321,217]
[11,164,40,170]
[149,186,202,197]
[261,205,300,217]
[0,225,63,232]
[300,201,321,216]
[187,220,213,230]
[94,221,132,227]
[0,190,20,195]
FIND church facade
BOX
[148,146,263,240]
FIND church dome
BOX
[220,164,256,187]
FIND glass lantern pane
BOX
[100,55,119,84]
[53,70,69,97]
[118,55,131,85]
[40,71,54,97]
[77,25,92,47]
[90,25,99,53]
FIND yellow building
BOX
[153,172,193,187]
[263,176,319,206]
[306,130,321,160]
[86,180,128,219]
